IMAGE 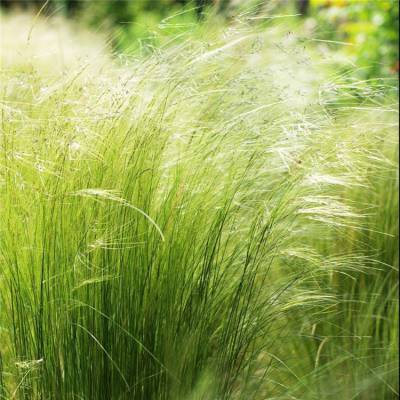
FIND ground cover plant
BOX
[0,9,398,400]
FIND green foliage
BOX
[0,0,204,52]
[309,0,399,78]
[80,0,197,50]
[2,0,398,78]
[0,11,398,400]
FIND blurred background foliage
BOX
[309,0,399,78]
[1,0,398,77]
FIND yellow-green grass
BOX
[0,12,398,400]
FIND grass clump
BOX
[0,12,398,400]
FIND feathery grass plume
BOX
[0,10,398,400]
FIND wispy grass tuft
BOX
[0,12,398,400]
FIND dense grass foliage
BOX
[0,13,398,400]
